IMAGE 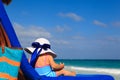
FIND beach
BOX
[55,59,120,80]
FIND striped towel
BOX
[0,47,23,80]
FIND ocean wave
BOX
[65,66,120,75]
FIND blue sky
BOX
[4,0,120,59]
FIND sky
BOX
[4,0,120,59]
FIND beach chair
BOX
[0,0,114,80]
[0,18,23,80]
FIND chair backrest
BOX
[0,23,11,52]
[0,22,24,80]
[0,1,41,79]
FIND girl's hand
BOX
[59,62,64,68]
[60,62,64,65]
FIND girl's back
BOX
[35,54,50,67]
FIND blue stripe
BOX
[0,47,23,62]
[0,62,19,77]
[0,47,23,78]
[0,78,7,80]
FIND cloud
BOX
[52,39,69,45]
[112,21,120,27]
[12,23,70,48]
[58,12,83,21]
[13,22,52,47]
[106,37,120,43]
[72,36,85,40]
[55,25,70,33]
[55,25,65,32]
[93,20,107,27]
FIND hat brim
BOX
[24,47,57,58]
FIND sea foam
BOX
[65,66,120,75]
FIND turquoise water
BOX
[55,59,120,80]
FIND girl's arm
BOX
[48,55,64,71]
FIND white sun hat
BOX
[24,38,57,58]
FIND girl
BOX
[25,38,76,77]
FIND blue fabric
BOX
[20,54,41,80]
[40,74,114,80]
[30,48,41,67]
[0,47,23,62]
[0,47,23,79]
[0,1,21,48]
[35,66,56,77]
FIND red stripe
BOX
[0,56,20,66]
[0,73,17,80]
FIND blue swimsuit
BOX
[35,55,56,77]
[35,65,56,77]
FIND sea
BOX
[55,59,120,80]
